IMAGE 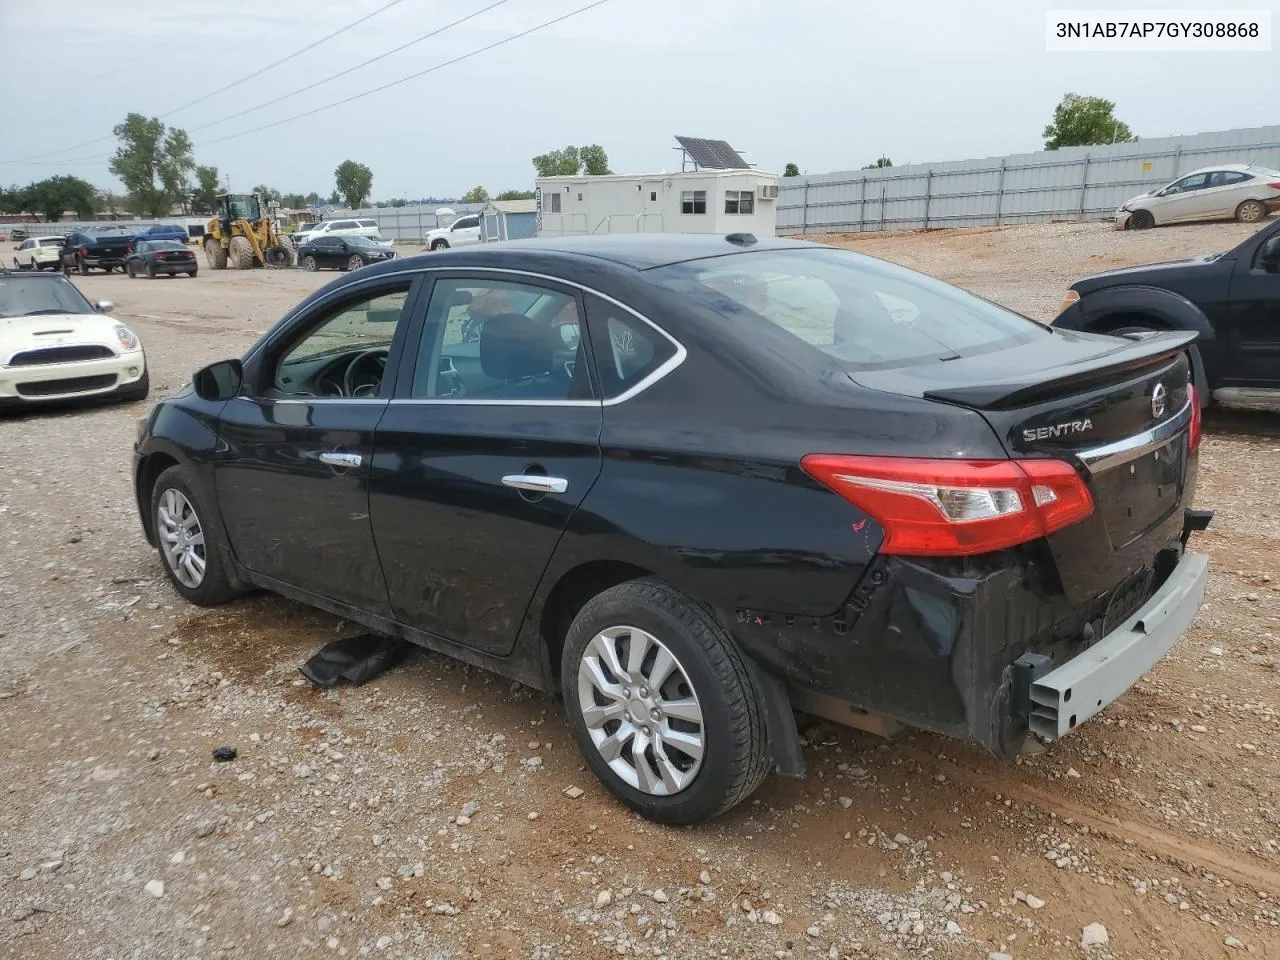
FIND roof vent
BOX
[725,232,757,246]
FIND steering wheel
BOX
[344,349,388,398]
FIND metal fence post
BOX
[879,185,886,231]
[857,178,866,232]
[923,169,933,230]
[801,180,809,235]
[1078,155,1091,219]
[995,159,1006,225]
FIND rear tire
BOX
[301,255,319,272]
[204,238,228,269]
[76,256,89,276]
[228,235,255,270]
[561,577,771,825]
[1236,199,1266,224]
[187,269,198,277]
[145,263,155,278]
[1128,209,1155,230]
[150,464,238,607]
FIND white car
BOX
[12,236,66,271]
[1116,163,1280,229]
[291,218,383,247]
[0,271,148,408]
[425,214,481,250]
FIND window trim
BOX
[680,190,707,215]
[389,267,686,407]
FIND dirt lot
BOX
[2,222,1279,960]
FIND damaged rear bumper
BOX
[1025,550,1207,739]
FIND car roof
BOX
[1182,163,1255,175]
[434,233,818,270]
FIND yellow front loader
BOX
[202,193,296,270]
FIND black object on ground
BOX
[212,746,237,762]
[300,634,411,687]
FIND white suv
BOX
[425,214,481,250]
[292,218,383,247]
[12,236,66,271]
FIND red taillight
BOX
[1188,384,1203,453]
[79,246,88,257]
[800,455,1094,556]
[126,245,133,254]
[1267,181,1280,190]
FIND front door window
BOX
[274,290,410,398]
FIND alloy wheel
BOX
[157,488,207,588]
[576,625,705,795]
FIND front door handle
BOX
[319,451,363,468]
[502,474,568,495]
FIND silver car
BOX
[1115,163,1280,230]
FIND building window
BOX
[650,191,657,202]
[548,192,562,213]
[680,190,707,215]
[725,190,755,215]
[577,193,583,201]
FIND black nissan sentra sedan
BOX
[133,234,1211,824]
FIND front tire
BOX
[151,465,238,607]
[561,578,770,825]
[1128,209,1155,230]
[229,235,255,269]
[431,239,449,251]
[204,238,228,269]
[1236,199,1266,223]
[301,255,319,272]
[346,254,364,271]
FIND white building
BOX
[535,169,780,238]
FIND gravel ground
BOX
[2,222,1279,960]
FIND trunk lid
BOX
[851,328,1198,601]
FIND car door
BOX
[451,216,481,247]
[213,276,425,616]
[1226,228,1280,385]
[369,272,603,655]
[1155,173,1214,222]
[312,237,339,268]
[14,238,32,266]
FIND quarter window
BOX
[274,288,411,396]
[412,277,590,401]
[583,294,677,400]
[724,190,755,215]
[680,190,707,215]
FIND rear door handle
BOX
[502,474,568,494]
[319,451,363,468]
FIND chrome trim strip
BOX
[1076,396,1193,473]
[241,265,687,409]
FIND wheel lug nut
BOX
[639,686,649,698]
[642,726,651,736]
[650,708,662,721]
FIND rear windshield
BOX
[652,247,1046,371]
[0,275,94,318]
[38,238,64,247]
[147,241,188,251]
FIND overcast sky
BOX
[1,0,1277,201]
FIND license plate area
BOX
[1094,436,1185,549]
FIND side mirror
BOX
[96,300,115,313]
[1260,234,1280,267]
[193,358,244,401]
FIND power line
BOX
[196,0,616,149]
[161,0,409,117]
[0,0,408,165]
[188,0,513,133]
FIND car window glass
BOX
[1169,173,1210,193]
[358,219,377,228]
[39,238,63,247]
[453,216,478,231]
[412,277,590,401]
[274,289,411,396]
[18,240,31,250]
[583,294,676,399]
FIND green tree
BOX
[305,191,321,205]
[495,189,535,200]
[862,156,893,169]
[0,184,28,214]
[1043,94,1136,149]
[190,165,220,215]
[326,190,341,205]
[532,146,581,177]
[253,184,282,203]
[22,176,97,221]
[579,144,611,176]
[281,192,308,209]
[460,186,490,203]
[388,197,408,207]
[108,113,195,217]
[333,160,373,209]
[783,163,800,177]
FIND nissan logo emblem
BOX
[1151,382,1168,419]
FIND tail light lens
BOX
[126,245,133,254]
[79,246,88,257]
[1188,384,1202,453]
[801,455,1094,556]
[1267,181,1280,190]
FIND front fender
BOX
[1056,285,1215,343]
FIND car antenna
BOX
[725,232,757,246]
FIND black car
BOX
[1054,218,1280,410]
[132,234,1211,824]
[297,235,395,272]
[60,228,134,274]
[125,240,198,278]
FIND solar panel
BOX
[675,136,749,170]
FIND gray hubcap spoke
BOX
[157,488,206,589]
[576,625,705,796]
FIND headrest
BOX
[479,313,552,381]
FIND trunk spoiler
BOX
[922,330,1198,410]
